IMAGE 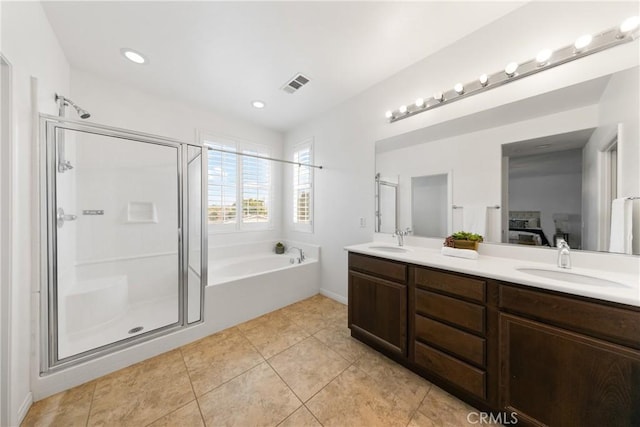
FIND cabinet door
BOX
[500,314,640,427]
[348,270,407,356]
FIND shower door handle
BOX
[57,208,77,228]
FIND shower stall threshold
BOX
[58,295,178,360]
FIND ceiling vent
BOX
[281,73,310,94]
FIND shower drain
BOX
[128,326,144,334]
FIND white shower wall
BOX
[72,134,179,305]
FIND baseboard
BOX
[15,391,32,426]
[319,288,347,305]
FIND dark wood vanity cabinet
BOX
[347,251,640,427]
[499,284,640,427]
[409,266,501,409]
[348,253,408,357]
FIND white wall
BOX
[583,66,640,254]
[0,2,71,424]
[510,171,583,249]
[70,69,285,248]
[284,1,639,301]
[411,174,448,238]
[377,106,597,244]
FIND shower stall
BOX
[39,114,207,372]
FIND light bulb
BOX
[399,105,408,114]
[385,110,393,119]
[433,92,444,102]
[415,98,425,108]
[619,16,640,34]
[251,100,265,109]
[479,74,488,87]
[121,48,147,64]
[505,62,518,77]
[574,34,593,52]
[454,83,464,95]
[536,49,552,66]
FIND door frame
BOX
[0,52,14,427]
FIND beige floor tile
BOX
[281,295,347,334]
[407,409,439,427]
[147,400,204,427]
[88,350,194,427]
[277,406,322,427]
[417,385,477,426]
[313,324,368,362]
[328,304,348,327]
[306,365,416,427]
[241,316,309,359]
[269,336,350,402]
[237,310,291,333]
[353,346,431,410]
[181,329,264,396]
[198,362,301,427]
[21,381,95,427]
[286,310,332,334]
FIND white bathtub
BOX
[209,253,314,285]
[205,241,320,331]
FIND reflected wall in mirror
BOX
[411,173,451,238]
[375,173,398,233]
[375,65,639,254]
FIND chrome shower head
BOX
[73,106,91,119]
[55,94,91,119]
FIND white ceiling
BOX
[42,1,525,132]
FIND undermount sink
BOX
[368,245,410,253]
[517,268,629,288]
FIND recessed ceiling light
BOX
[252,100,266,109]
[120,48,147,64]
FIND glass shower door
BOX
[51,126,182,362]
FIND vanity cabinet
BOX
[410,266,498,406]
[347,250,640,426]
[348,253,408,357]
[499,284,640,427]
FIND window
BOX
[204,135,272,232]
[292,140,313,232]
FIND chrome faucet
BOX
[287,246,305,263]
[557,239,571,269]
[392,228,412,247]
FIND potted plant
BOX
[444,231,484,250]
[275,242,285,254]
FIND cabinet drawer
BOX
[415,315,485,367]
[500,285,640,349]
[349,252,407,283]
[414,341,486,399]
[416,289,485,334]
[415,267,486,302]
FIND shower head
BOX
[55,94,91,119]
[74,106,91,119]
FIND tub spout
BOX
[287,246,305,263]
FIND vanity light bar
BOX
[385,17,639,123]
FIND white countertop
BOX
[345,243,640,307]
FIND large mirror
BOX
[375,65,639,255]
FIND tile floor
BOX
[22,294,479,427]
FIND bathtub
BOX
[205,241,320,331]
